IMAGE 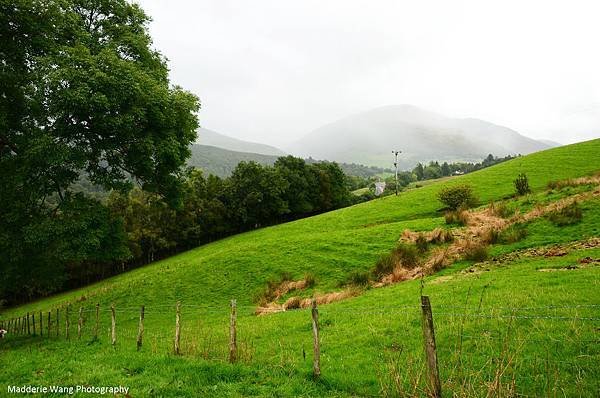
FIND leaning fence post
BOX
[174,301,181,355]
[55,308,60,337]
[311,299,321,378]
[47,311,51,337]
[27,312,30,335]
[77,307,83,340]
[229,299,237,363]
[137,305,145,351]
[111,303,116,346]
[65,305,70,340]
[421,296,442,398]
[32,313,36,336]
[94,303,100,340]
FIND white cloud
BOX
[136,0,600,146]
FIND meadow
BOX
[1,139,599,397]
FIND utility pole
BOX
[392,150,401,196]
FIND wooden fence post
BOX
[311,299,321,378]
[137,305,145,351]
[55,308,60,337]
[32,313,36,336]
[94,303,100,340]
[39,311,42,337]
[229,299,237,363]
[111,303,116,346]
[65,305,70,340]
[77,307,83,340]
[174,301,181,355]
[47,311,51,337]
[421,296,442,398]
[22,316,26,334]
[27,312,30,335]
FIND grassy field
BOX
[1,139,599,396]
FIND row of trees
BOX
[412,154,515,181]
[2,154,352,304]
[109,157,350,267]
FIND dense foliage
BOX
[1,0,199,304]
[107,158,351,271]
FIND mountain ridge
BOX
[288,105,554,168]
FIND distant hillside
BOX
[289,105,554,168]
[188,145,279,177]
[188,144,392,178]
[197,127,286,156]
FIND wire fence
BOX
[1,298,599,396]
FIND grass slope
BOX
[1,139,599,396]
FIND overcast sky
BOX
[136,0,599,147]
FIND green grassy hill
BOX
[1,139,599,396]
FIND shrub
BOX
[372,253,395,278]
[547,202,583,226]
[345,270,371,287]
[391,243,419,269]
[463,241,489,262]
[438,185,477,210]
[415,233,429,253]
[499,224,527,244]
[513,173,531,196]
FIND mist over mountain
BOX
[197,127,286,157]
[289,105,554,169]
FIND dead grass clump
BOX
[427,228,453,244]
[460,240,489,262]
[254,273,312,305]
[481,227,501,244]
[445,208,470,226]
[415,233,428,253]
[427,247,451,273]
[283,296,302,310]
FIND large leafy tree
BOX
[226,161,289,229]
[0,0,199,303]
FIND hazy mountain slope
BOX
[188,144,279,177]
[290,105,552,168]
[188,144,392,178]
[197,127,286,156]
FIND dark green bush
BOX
[547,202,583,226]
[372,254,395,278]
[345,270,371,286]
[438,185,477,210]
[391,243,419,269]
[513,173,531,196]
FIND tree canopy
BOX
[1,0,199,303]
